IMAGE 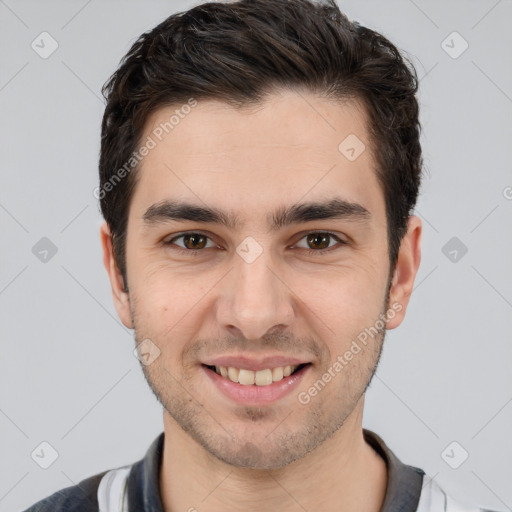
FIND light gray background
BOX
[1,0,511,511]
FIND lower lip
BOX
[202,364,311,406]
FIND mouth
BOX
[202,363,311,386]
[201,362,312,406]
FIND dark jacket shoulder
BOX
[21,470,108,511]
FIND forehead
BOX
[130,90,385,230]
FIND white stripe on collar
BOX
[417,477,487,512]
[97,466,132,512]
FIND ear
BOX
[99,221,133,329]
[386,215,422,330]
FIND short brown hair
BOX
[99,0,422,291]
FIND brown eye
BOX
[182,233,208,250]
[165,232,216,253]
[293,232,347,256]
[306,233,330,250]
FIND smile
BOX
[205,364,309,386]
[202,363,312,406]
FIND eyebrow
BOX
[142,197,371,232]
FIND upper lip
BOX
[202,355,311,372]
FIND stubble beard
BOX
[130,302,388,470]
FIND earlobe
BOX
[99,221,133,329]
[386,215,422,330]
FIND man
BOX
[23,0,498,511]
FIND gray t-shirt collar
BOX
[127,428,425,511]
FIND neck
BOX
[159,400,387,512]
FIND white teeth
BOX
[227,367,239,382]
[238,369,255,385]
[272,367,284,381]
[255,369,273,386]
[216,365,302,386]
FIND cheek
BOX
[296,262,387,344]
[131,262,214,334]
[316,290,382,342]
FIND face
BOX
[102,89,420,470]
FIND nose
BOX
[215,249,295,342]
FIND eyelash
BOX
[163,231,347,257]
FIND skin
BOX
[100,89,422,512]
